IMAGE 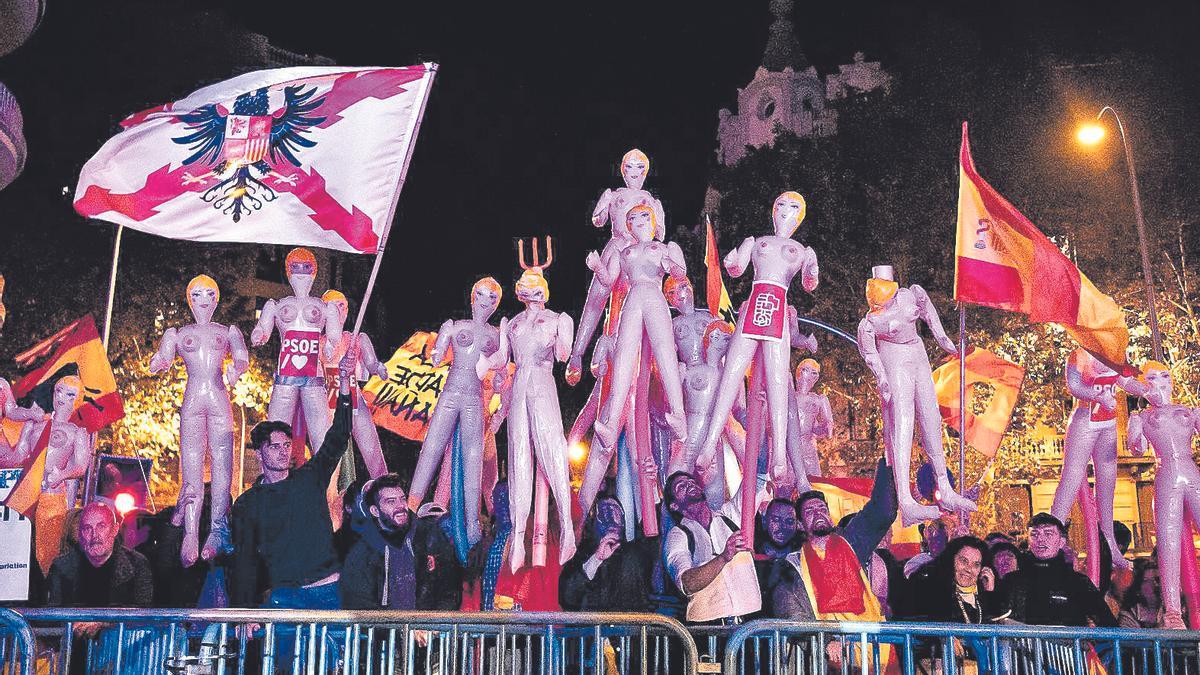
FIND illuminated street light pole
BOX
[1078,107,1163,361]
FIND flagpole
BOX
[102,224,124,352]
[350,63,438,339]
[958,302,967,499]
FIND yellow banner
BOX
[361,331,450,442]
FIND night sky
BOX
[0,0,1195,352]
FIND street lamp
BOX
[1076,107,1163,362]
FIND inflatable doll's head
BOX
[322,290,349,324]
[471,277,502,321]
[663,275,694,312]
[625,204,658,243]
[1140,360,1172,406]
[702,320,734,363]
[285,247,317,297]
[866,265,898,314]
[186,275,220,324]
[621,149,649,190]
[54,375,82,413]
[772,191,807,237]
[795,358,821,393]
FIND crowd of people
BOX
[20,367,1170,637]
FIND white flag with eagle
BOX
[74,64,436,254]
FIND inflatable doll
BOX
[682,321,748,508]
[788,358,831,483]
[482,239,576,570]
[857,265,975,525]
[566,149,666,385]
[149,275,248,565]
[13,376,91,574]
[407,277,502,547]
[691,192,818,534]
[250,247,341,452]
[1051,348,1136,568]
[0,377,43,464]
[588,205,688,447]
[1127,362,1200,629]
[321,290,390,479]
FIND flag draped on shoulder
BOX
[74,64,437,254]
[361,331,449,441]
[932,347,1025,458]
[954,122,1129,370]
[13,315,123,433]
[704,216,735,326]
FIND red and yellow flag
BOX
[3,422,52,517]
[13,315,124,433]
[932,347,1025,458]
[360,331,449,441]
[954,122,1129,371]
[704,215,735,326]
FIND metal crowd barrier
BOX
[0,608,35,674]
[722,619,1200,675]
[17,608,700,675]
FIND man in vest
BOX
[662,471,752,606]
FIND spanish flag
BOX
[932,347,1025,458]
[704,215,735,326]
[13,315,124,433]
[954,122,1129,371]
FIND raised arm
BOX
[322,300,343,361]
[250,299,277,346]
[800,247,819,293]
[556,313,575,363]
[148,327,179,374]
[723,236,755,278]
[591,188,613,228]
[856,317,890,403]
[912,285,957,355]
[226,325,249,387]
[1,379,42,422]
[431,320,454,367]
[663,241,687,279]
[358,333,389,380]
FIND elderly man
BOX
[47,502,153,634]
[1000,513,1117,627]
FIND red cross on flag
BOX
[74,64,437,254]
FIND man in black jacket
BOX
[1000,513,1117,627]
[48,502,154,609]
[340,474,461,610]
[229,354,353,612]
[559,496,658,612]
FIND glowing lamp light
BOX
[1076,123,1106,146]
[113,491,137,516]
[569,441,588,464]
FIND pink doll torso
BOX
[273,295,328,336]
[862,288,924,353]
[509,309,562,375]
[620,241,671,286]
[795,391,828,437]
[1141,405,1200,467]
[176,323,235,413]
[39,419,84,492]
[673,311,712,367]
[749,235,812,287]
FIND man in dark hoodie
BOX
[340,473,461,610]
[999,513,1117,627]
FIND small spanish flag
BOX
[13,315,124,433]
[932,347,1025,458]
[704,215,735,326]
[954,122,1129,372]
